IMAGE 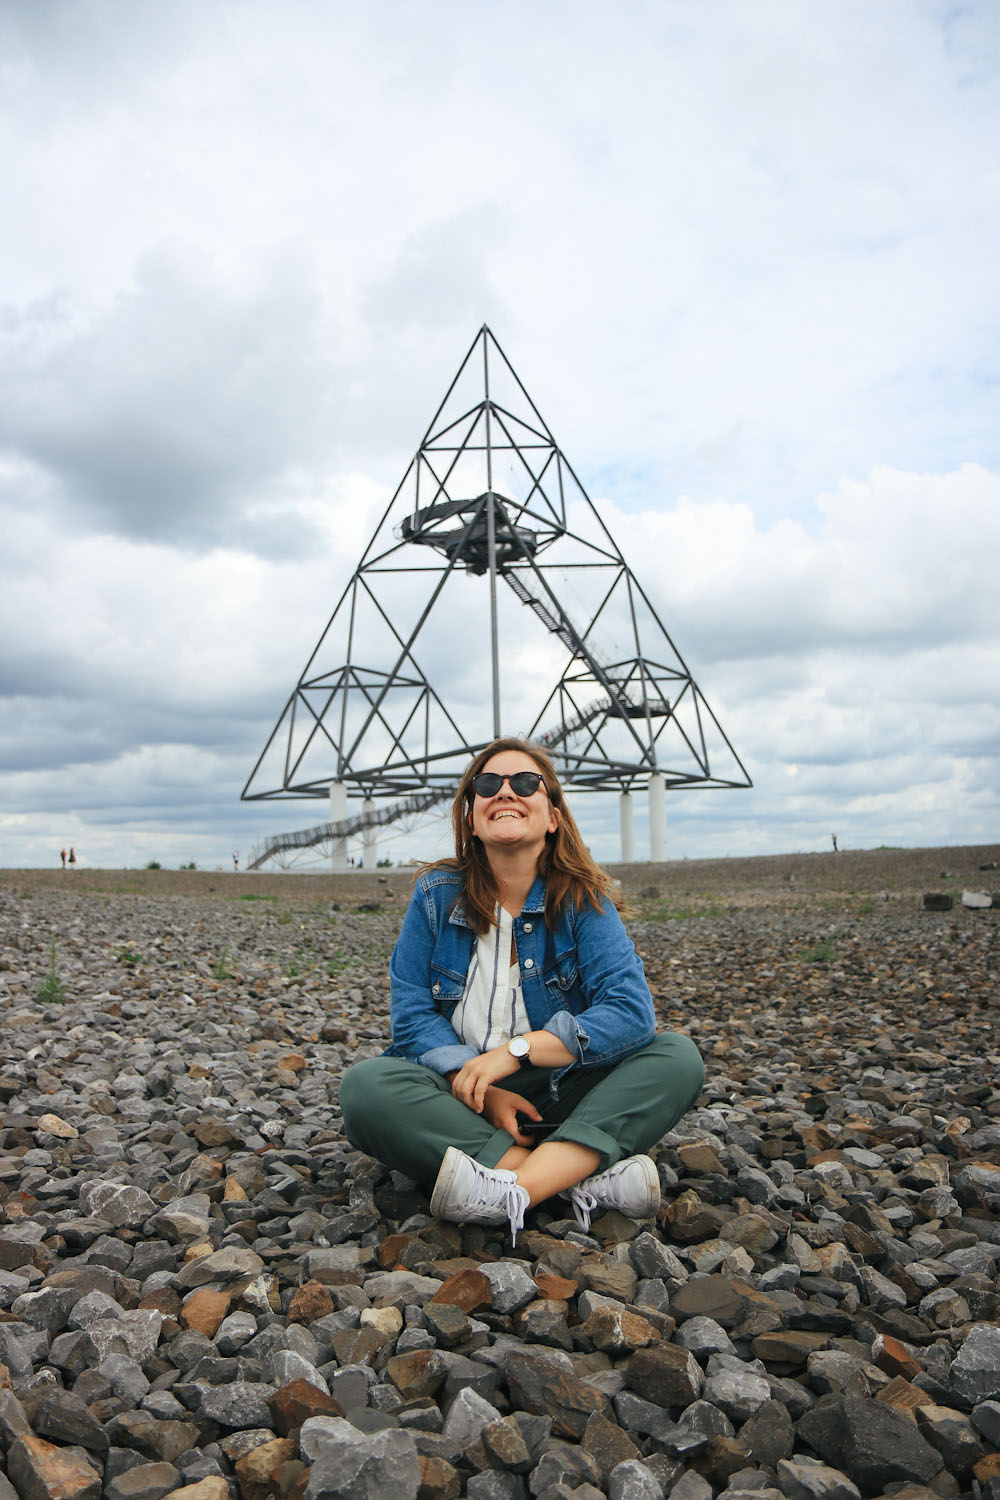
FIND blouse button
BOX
[523,958,534,970]
[523,922,533,933]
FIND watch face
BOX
[509,1036,530,1059]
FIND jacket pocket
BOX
[429,962,465,1013]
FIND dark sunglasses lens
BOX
[472,771,544,797]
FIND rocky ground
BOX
[1,845,999,1500]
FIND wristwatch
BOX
[507,1035,531,1066]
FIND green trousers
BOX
[339,1031,704,1190]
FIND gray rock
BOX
[78,1181,156,1228]
[949,1323,1000,1405]
[103,1461,183,1500]
[776,1457,861,1500]
[701,1366,771,1423]
[467,1473,528,1500]
[193,1381,278,1428]
[301,1416,420,1500]
[796,1394,944,1491]
[607,1459,663,1500]
[441,1386,501,1448]
[480,1261,538,1315]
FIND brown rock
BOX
[533,1271,579,1301]
[873,1333,924,1381]
[427,1268,491,1313]
[577,1259,637,1301]
[234,1437,297,1500]
[331,1327,387,1366]
[581,1410,639,1485]
[662,1190,731,1243]
[752,1329,830,1370]
[876,1376,936,1416]
[140,1289,183,1319]
[480,1417,532,1473]
[691,1434,753,1485]
[377,1233,415,1270]
[180,1288,231,1339]
[7,1433,102,1500]
[285,1280,334,1324]
[505,1350,611,1439]
[164,1483,230,1500]
[577,1304,660,1355]
[385,1350,450,1401]
[625,1342,702,1407]
[416,1454,461,1499]
[676,1141,724,1174]
[266,1381,342,1437]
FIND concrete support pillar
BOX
[619,791,635,863]
[361,797,377,870]
[329,780,349,871]
[649,773,667,863]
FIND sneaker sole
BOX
[429,1145,464,1220]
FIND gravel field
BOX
[1,845,998,1500]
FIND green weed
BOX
[804,938,838,964]
[212,948,230,980]
[36,938,65,1004]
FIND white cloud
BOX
[0,1,997,866]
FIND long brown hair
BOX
[427,737,620,935]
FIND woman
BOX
[339,737,704,1242]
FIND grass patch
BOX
[212,947,230,980]
[804,938,838,964]
[36,938,65,1004]
[238,893,278,903]
[115,947,141,966]
[643,899,725,921]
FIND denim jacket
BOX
[384,867,656,1093]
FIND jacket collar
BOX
[448,872,547,927]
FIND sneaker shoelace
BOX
[568,1183,599,1233]
[468,1161,529,1244]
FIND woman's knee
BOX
[645,1031,705,1107]
[339,1056,400,1131]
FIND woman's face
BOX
[469,749,559,863]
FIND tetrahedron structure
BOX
[242,326,750,859]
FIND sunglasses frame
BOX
[471,770,547,799]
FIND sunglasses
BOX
[472,770,547,799]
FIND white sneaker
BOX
[567,1155,661,1233]
[430,1146,530,1244]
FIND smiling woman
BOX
[339,736,704,1242]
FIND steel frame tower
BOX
[242,326,750,864]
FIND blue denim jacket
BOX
[384,867,656,1093]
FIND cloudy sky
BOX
[2,0,998,870]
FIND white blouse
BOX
[452,905,531,1054]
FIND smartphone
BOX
[516,1112,558,1137]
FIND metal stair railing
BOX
[248,785,454,870]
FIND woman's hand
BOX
[451,1045,520,1112]
[482,1086,542,1145]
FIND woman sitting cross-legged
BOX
[339,736,704,1241]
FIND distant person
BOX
[233,852,239,871]
[68,848,76,869]
[60,849,66,869]
[832,833,838,853]
[340,737,704,1242]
